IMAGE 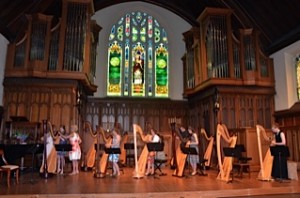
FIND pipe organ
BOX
[183,7,275,132]
[3,0,101,132]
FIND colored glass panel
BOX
[155,43,168,97]
[132,43,145,96]
[107,41,122,96]
[106,11,168,98]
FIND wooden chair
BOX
[0,149,19,187]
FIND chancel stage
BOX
[0,165,299,198]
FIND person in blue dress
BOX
[186,126,199,176]
[106,127,121,176]
[56,125,68,174]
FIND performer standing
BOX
[56,125,68,175]
[145,128,160,176]
[105,127,121,176]
[61,125,82,175]
[186,126,199,176]
[270,123,288,180]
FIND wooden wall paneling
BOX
[29,90,40,122]
[38,93,49,123]
[293,116,300,126]
[62,104,72,131]
[284,127,300,163]
[51,104,61,129]
[16,103,25,118]
[152,108,160,132]
[285,117,294,126]
[16,91,27,117]
[30,103,39,123]
[287,129,296,161]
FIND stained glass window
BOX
[107,12,169,97]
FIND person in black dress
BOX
[271,123,289,180]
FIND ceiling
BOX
[0,0,299,55]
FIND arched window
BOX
[107,11,169,98]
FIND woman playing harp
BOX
[172,125,189,177]
[40,121,59,174]
[95,126,112,177]
[216,124,237,182]
[256,124,273,181]
[132,124,153,178]
[200,128,214,167]
[82,121,97,170]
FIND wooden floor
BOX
[0,165,299,198]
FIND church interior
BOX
[0,0,300,197]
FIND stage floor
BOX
[0,165,299,198]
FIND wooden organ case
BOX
[182,8,276,134]
[2,0,101,134]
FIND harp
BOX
[216,124,237,182]
[172,125,189,177]
[170,123,177,169]
[256,124,273,181]
[82,121,97,170]
[200,128,214,167]
[95,126,112,177]
[132,124,152,178]
[119,132,129,166]
[39,121,58,174]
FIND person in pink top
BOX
[60,124,82,175]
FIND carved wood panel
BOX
[85,98,189,133]
[3,79,78,134]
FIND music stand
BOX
[180,146,198,177]
[270,146,290,182]
[223,147,241,183]
[104,147,121,176]
[55,144,72,152]
[147,143,166,178]
[124,143,134,167]
[235,144,252,162]
[94,144,105,151]
[54,144,72,175]
[147,143,164,153]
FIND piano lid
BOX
[10,116,28,122]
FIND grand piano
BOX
[0,116,43,168]
[0,143,44,165]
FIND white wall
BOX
[0,35,8,106]
[271,40,300,111]
[92,1,191,100]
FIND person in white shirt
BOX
[145,128,160,176]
